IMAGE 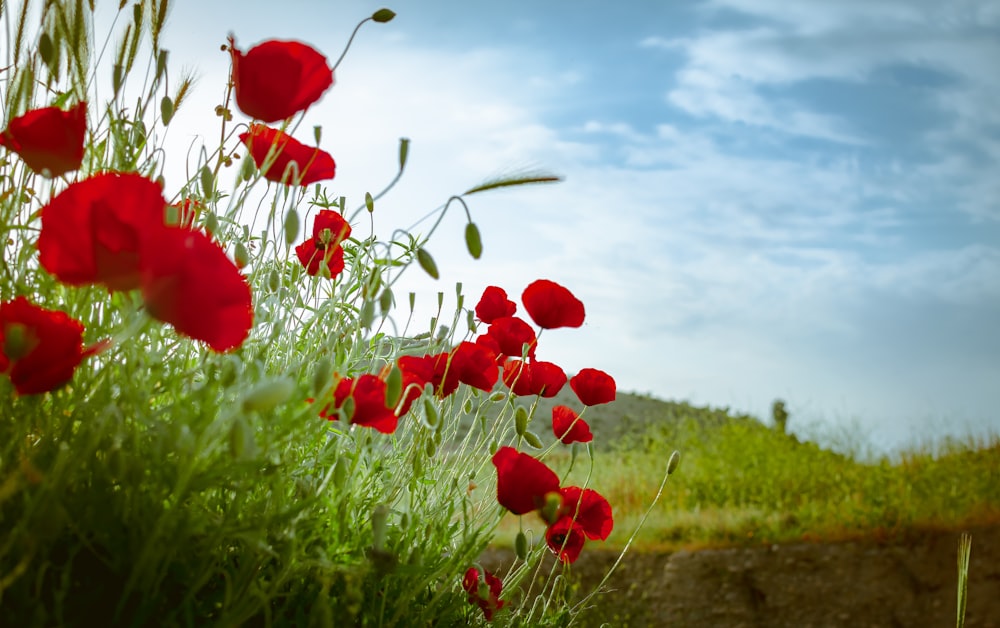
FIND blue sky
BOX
[149,0,1000,450]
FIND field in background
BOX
[491,390,1000,552]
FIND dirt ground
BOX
[482,525,1000,627]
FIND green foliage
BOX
[0,2,602,626]
[527,391,1000,550]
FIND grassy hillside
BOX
[491,390,1000,551]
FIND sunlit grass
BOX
[493,392,1000,552]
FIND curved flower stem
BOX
[331,17,372,72]
[572,450,681,616]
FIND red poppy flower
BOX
[475,286,516,324]
[295,209,351,277]
[545,516,587,564]
[396,354,436,414]
[462,567,505,621]
[0,101,87,177]
[530,361,567,397]
[569,368,616,406]
[0,297,87,395]
[240,124,336,186]
[521,279,585,329]
[38,172,167,291]
[552,405,593,444]
[558,486,613,540]
[449,341,499,392]
[140,227,253,352]
[491,446,560,515]
[329,374,398,433]
[484,316,536,360]
[501,359,534,396]
[229,37,333,123]
[502,359,567,397]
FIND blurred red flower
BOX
[0,297,88,395]
[521,279,585,329]
[38,172,167,291]
[295,210,352,277]
[0,101,87,177]
[551,405,592,444]
[491,446,560,515]
[558,486,613,540]
[462,567,505,621]
[229,37,333,122]
[545,516,587,564]
[140,227,253,352]
[474,286,516,324]
[501,359,566,398]
[484,316,536,360]
[448,341,499,392]
[240,124,335,186]
[395,355,436,414]
[329,374,398,433]
[569,368,616,406]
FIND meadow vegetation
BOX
[495,390,1000,552]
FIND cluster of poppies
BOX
[0,27,619,624]
[0,36,356,395]
[315,280,616,442]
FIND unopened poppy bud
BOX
[398,137,410,169]
[422,397,438,427]
[489,439,499,455]
[229,415,256,460]
[514,406,529,436]
[341,397,356,421]
[314,125,322,145]
[234,241,250,268]
[200,165,214,198]
[466,309,477,334]
[241,377,295,413]
[416,248,438,279]
[365,191,375,213]
[385,365,403,409]
[522,430,543,449]
[160,96,174,125]
[241,152,257,180]
[667,450,681,476]
[267,269,281,293]
[360,300,375,329]
[312,358,333,396]
[283,209,300,246]
[412,452,423,476]
[425,438,436,457]
[465,222,483,259]
[371,504,389,551]
[204,212,219,236]
[332,457,349,488]
[39,33,54,65]
[220,355,240,387]
[156,49,168,81]
[540,492,563,525]
[2,323,35,360]
[372,8,396,22]
[463,399,473,414]
[515,530,528,560]
[379,288,393,315]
